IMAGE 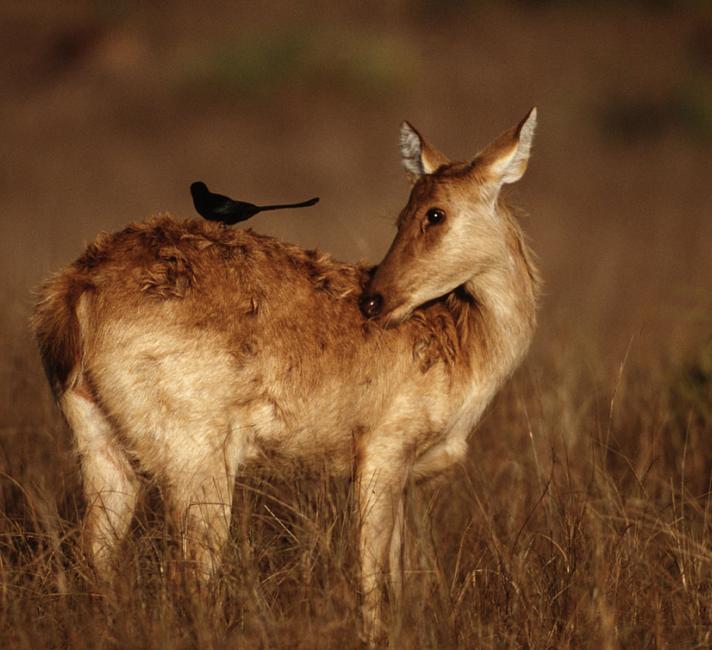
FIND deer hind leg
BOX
[356,439,409,642]
[61,387,139,579]
[161,431,240,582]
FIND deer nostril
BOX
[359,292,384,318]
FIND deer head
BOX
[360,108,537,325]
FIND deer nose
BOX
[359,292,383,318]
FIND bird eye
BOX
[426,208,446,225]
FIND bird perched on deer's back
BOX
[190,181,319,226]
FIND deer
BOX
[32,108,539,640]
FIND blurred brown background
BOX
[2,0,711,429]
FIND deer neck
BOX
[455,219,538,388]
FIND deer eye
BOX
[426,208,446,225]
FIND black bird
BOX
[190,181,319,225]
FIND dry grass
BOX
[2,331,711,649]
[2,2,712,647]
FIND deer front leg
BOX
[356,440,409,642]
[412,438,467,482]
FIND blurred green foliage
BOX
[676,75,712,141]
[599,88,712,144]
[179,26,413,101]
[599,16,712,144]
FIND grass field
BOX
[2,2,712,648]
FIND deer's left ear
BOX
[476,107,537,188]
[400,121,449,181]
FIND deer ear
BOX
[476,107,537,187]
[400,121,449,180]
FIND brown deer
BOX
[32,108,539,637]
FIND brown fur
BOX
[32,110,540,643]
